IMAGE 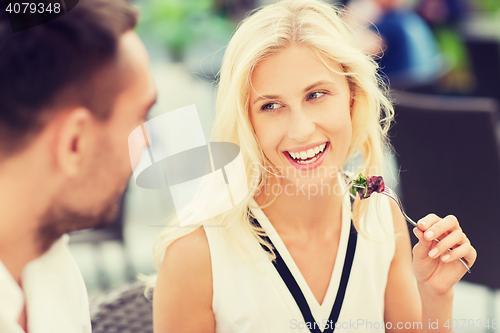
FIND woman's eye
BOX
[308,91,326,100]
[261,102,281,111]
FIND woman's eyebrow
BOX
[303,80,336,92]
[252,80,337,105]
[252,94,280,105]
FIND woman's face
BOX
[249,45,352,189]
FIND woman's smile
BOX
[283,141,330,170]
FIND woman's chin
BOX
[271,176,341,197]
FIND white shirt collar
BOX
[0,235,91,333]
[0,254,24,331]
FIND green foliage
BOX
[470,0,500,13]
[474,0,500,13]
[137,0,234,59]
[435,27,468,71]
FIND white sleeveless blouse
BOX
[203,187,395,333]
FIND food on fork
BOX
[350,174,385,199]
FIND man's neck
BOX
[0,231,41,286]
[0,158,50,285]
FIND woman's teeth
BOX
[287,143,327,164]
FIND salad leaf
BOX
[350,174,385,199]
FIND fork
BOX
[352,184,471,273]
[381,186,471,273]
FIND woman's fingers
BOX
[441,242,477,267]
[413,214,477,270]
[426,229,467,259]
[412,227,434,261]
[417,214,461,241]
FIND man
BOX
[0,0,157,332]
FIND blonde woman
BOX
[152,0,476,332]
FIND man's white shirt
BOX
[0,234,92,333]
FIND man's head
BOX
[0,0,157,252]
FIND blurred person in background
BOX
[416,0,472,93]
[0,0,156,332]
[215,0,257,21]
[416,0,469,27]
[347,0,443,89]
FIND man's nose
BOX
[286,106,316,143]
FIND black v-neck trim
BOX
[248,199,358,333]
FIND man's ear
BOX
[55,107,94,177]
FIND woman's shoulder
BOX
[359,193,396,238]
[161,226,211,275]
[155,226,212,299]
[153,226,214,332]
[153,227,215,332]
[386,195,410,238]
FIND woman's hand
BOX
[412,214,477,295]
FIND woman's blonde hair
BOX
[149,0,394,287]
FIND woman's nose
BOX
[286,106,316,143]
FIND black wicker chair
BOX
[90,281,153,333]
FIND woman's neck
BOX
[255,176,344,241]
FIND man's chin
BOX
[37,193,124,253]
[85,201,121,230]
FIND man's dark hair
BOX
[0,0,138,158]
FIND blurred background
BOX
[69,0,500,332]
